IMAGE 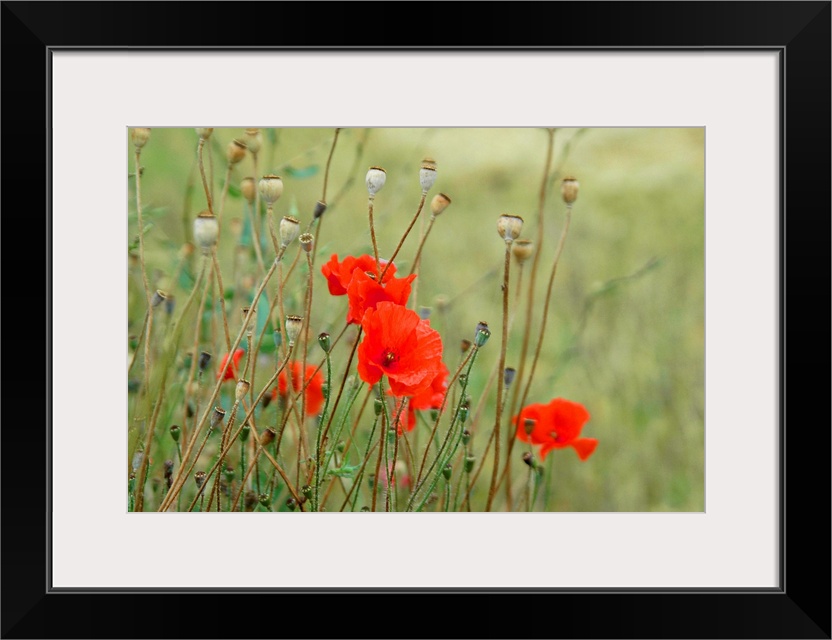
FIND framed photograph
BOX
[4,1,829,638]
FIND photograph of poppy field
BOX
[128,127,704,513]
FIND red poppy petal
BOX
[571,438,598,461]
[548,398,591,440]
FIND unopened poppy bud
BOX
[285,315,303,346]
[419,160,437,193]
[279,216,301,248]
[286,498,297,511]
[235,379,250,402]
[198,351,212,373]
[301,484,313,500]
[299,233,314,253]
[474,321,491,348]
[244,128,262,154]
[503,367,516,388]
[366,166,386,197]
[169,424,181,442]
[193,211,219,254]
[430,192,451,216]
[151,289,168,308]
[194,471,207,488]
[561,176,579,205]
[258,175,284,205]
[240,423,251,442]
[259,493,271,507]
[464,455,476,473]
[523,418,536,436]
[462,429,471,445]
[240,177,256,204]
[497,214,524,243]
[460,339,472,354]
[318,332,331,353]
[227,139,247,164]
[374,397,384,417]
[313,200,327,219]
[223,466,235,482]
[442,463,452,481]
[522,451,535,468]
[260,427,276,448]
[512,239,534,264]
[131,127,151,149]
[210,407,226,430]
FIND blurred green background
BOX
[129,127,704,511]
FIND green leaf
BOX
[284,164,319,179]
[328,463,361,479]
[227,184,242,199]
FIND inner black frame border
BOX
[2,2,829,638]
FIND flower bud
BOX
[240,423,251,442]
[169,424,181,442]
[279,216,300,248]
[285,315,303,346]
[474,321,491,348]
[299,233,314,253]
[366,166,386,197]
[258,175,284,205]
[503,367,516,388]
[318,332,331,353]
[313,200,327,219]
[464,455,476,473]
[260,427,276,448]
[194,470,207,488]
[195,127,213,140]
[561,176,579,205]
[227,139,247,164]
[512,239,534,264]
[210,407,226,430]
[430,193,451,216]
[497,214,524,242]
[244,128,262,154]
[419,159,437,193]
[131,127,151,149]
[235,379,250,403]
[151,289,168,308]
[198,351,212,373]
[442,463,452,481]
[240,177,257,204]
[193,210,219,254]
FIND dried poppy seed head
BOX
[194,471,207,488]
[284,315,303,346]
[299,233,314,254]
[512,239,534,264]
[198,351,212,372]
[561,176,579,205]
[240,177,256,204]
[260,427,277,448]
[193,210,219,254]
[151,289,168,308]
[195,127,214,140]
[313,200,327,219]
[503,367,516,388]
[497,214,524,243]
[227,139,247,164]
[419,161,437,194]
[131,127,151,149]
[279,216,300,248]
[366,166,386,198]
[258,175,284,205]
[244,128,262,154]
[210,407,226,430]
[235,379,250,403]
[522,451,535,468]
[430,193,451,217]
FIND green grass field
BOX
[128,127,704,512]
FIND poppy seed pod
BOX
[474,321,491,348]
[210,407,226,430]
[198,351,212,373]
[235,379,250,403]
[366,166,386,197]
[299,233,314,253]
[279,216,300,248]
[318,332,331,353]
[240,177,256,204]
[240,423,251,442]
[195,127,214,140]
[285,315,303,346]
[244,128,262,154]
[512,239,534,264]
[169,424,181,442]
[430,193,451,217]
[419,161,437,194]
[260,428,276,448]
[131,127,151,149]
[227,139,247,164]
[313,200,327,219]
[258,175,284,205]
[151,289,168,308]
[497,214,524,243]
[194,471,207,488]
[561,176,579,205]
[193,211,219,254]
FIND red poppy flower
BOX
[513,398,598,461]
[217,348,245,381]
[271,361,325,417]
[345,269,417,325]
[357,301,444,398]
[391,362,450,433]
[321,253,396,296]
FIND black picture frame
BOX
[2,2,829,638]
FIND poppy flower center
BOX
[549,431,559,441]
[383,350,398,366]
